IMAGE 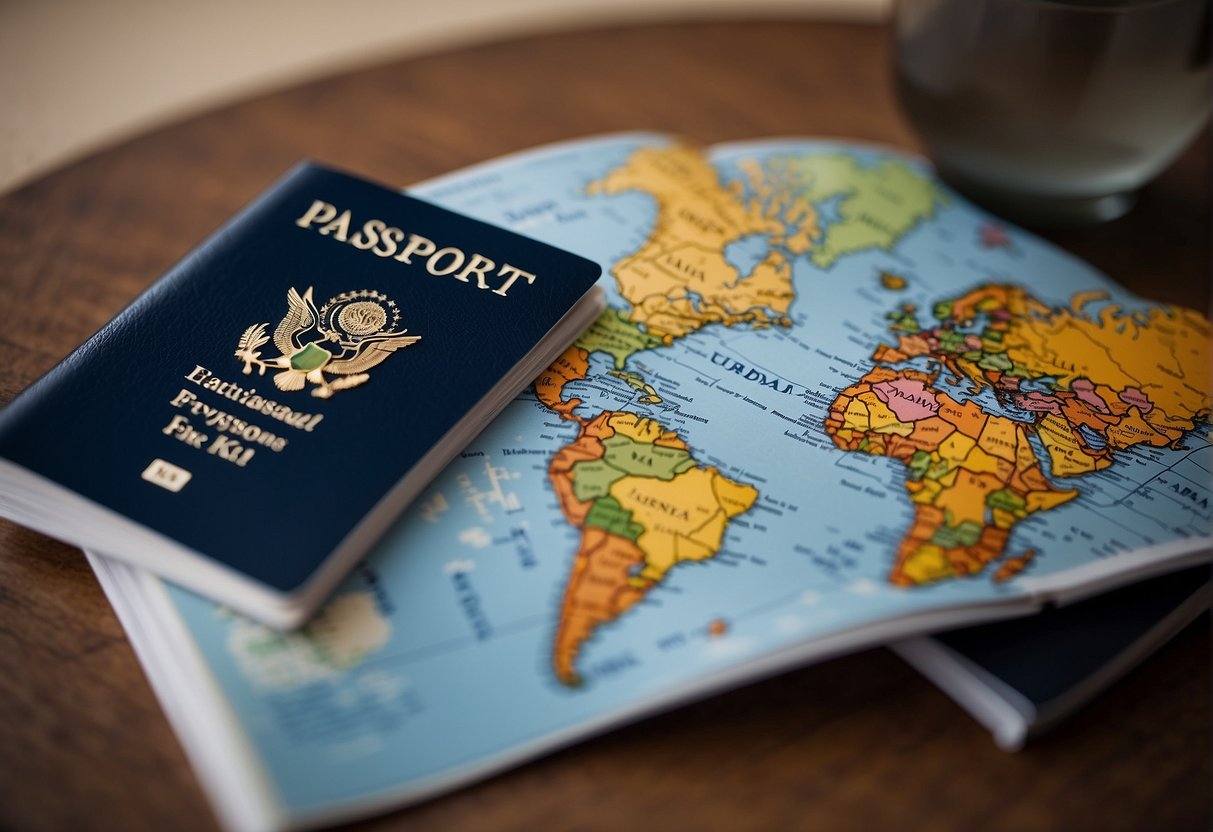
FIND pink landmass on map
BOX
[872,377,941,421]
[1071,378,1111,413]
[1118,386,1154,414]
[1014,391,1062,414]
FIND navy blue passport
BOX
[0,163,602,627]
[895,566,1211,749]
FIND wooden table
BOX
[1,19,1208,832]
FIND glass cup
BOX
[893,0,1211,225]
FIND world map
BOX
[156,134,1211,815]
[530,142,1207,685]
[536,143,947,684]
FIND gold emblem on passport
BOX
[234,287,420,398]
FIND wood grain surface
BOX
[0,19,1208,832]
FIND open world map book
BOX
[89,133,1211,831]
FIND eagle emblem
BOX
[234,287,420,398]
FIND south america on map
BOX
[160,134,1211,814]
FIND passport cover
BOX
[910,565,1211,747]
[0,162,601,621]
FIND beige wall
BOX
[0,0,889,195]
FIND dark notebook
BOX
[895,565,1211,749]
[0,162,603,627]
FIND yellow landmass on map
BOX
[588,145,819,342]
[929,285,1210,435]
[613,466,755,582]
[1035,413,1111,476]
[1002,291,1211,433]
[910,285,1210,476]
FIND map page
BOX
[136,133,1209,823]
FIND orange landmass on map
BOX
[552,526,652,686]
[880,271,908,291]
[548,412,616,526]
[534,346,591,423]
[993,550,1036,583]
[707,619,730,637]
